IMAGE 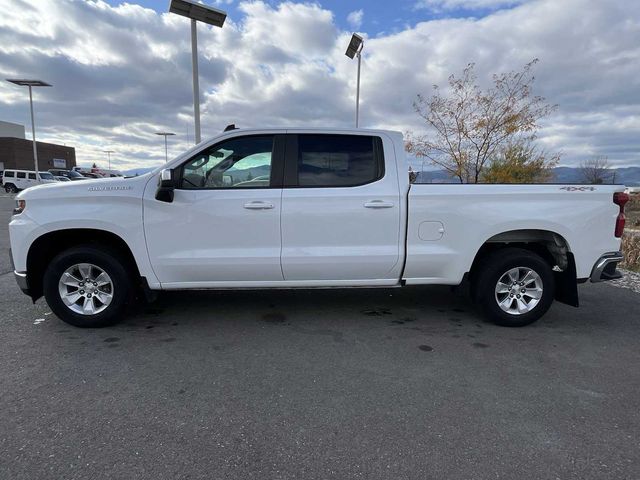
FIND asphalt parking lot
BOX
[1,193,639,479]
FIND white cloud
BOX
[414,0,529,11]
[0,0,638,170]
[347,9,364,30]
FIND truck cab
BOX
[146,129,403,287]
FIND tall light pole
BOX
[103,150,114,170]
[169,0,227,145]
[155,132,176,162]
[6,79,52,175]
[345,33,364,128]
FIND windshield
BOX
[39,172,54,180]
[67,170,84,178]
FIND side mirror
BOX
[155,168,175,203]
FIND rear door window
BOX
[16,172,26,179]
[290,134,384,187]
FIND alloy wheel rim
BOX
[494,267,543,315]
[58,263,114,315]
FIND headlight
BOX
[13,199,26,215]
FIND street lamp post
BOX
[169,0,227,145]
[155,132,176,162]
[345,34,364,128]
[103,150,114,170]
[6,79,52,175]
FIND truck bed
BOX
[404,183,622,284]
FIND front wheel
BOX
[43,246,132,327]
[474,248,555,327]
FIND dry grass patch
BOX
[621,233,640,272]
[626,194,640,229]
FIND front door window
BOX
[180,136,273,189]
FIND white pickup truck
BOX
[9,128,628,328]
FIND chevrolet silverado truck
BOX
[9,128,628,328]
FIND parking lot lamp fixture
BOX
[345,34,364,128]
[155,132,176,162]
[6,79,52,175]
[169,0,227,145]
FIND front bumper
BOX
[14,270,30,294]
[11,248,30,295]
[590,251,624,283]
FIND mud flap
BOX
[554,252,579,307]
[140,277,160,303]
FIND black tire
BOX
[473,248,555,327]
[43,245,132,327]
[5,183,17,193]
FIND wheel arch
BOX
[26,228,142,301]
[468,229,578,307]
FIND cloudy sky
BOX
[0,0,638,170]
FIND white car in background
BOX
[3,169,57,192]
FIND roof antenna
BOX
[224,124,237,132]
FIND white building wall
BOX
[0,120,26,139]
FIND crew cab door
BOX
[280,133,402,284]
[143,134,285,287]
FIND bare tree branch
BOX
[579,156,612,184]
[407,60,558,183]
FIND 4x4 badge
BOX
[559,186,596,192]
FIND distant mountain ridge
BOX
[123,167,156,177]
[416,166,640,185]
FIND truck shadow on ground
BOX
[128,284,480,328]
[79,285,500,353]
[45,283,631,354]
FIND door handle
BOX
[364,200,394,209]
[243,201,274,210]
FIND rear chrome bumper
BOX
[590,251,624,283]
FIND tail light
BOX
[613,192,629,238]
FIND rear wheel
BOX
[43,246,132,327]
[5,183,17,193]
[474,248,555,327]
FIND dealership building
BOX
[0,120,76,172]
